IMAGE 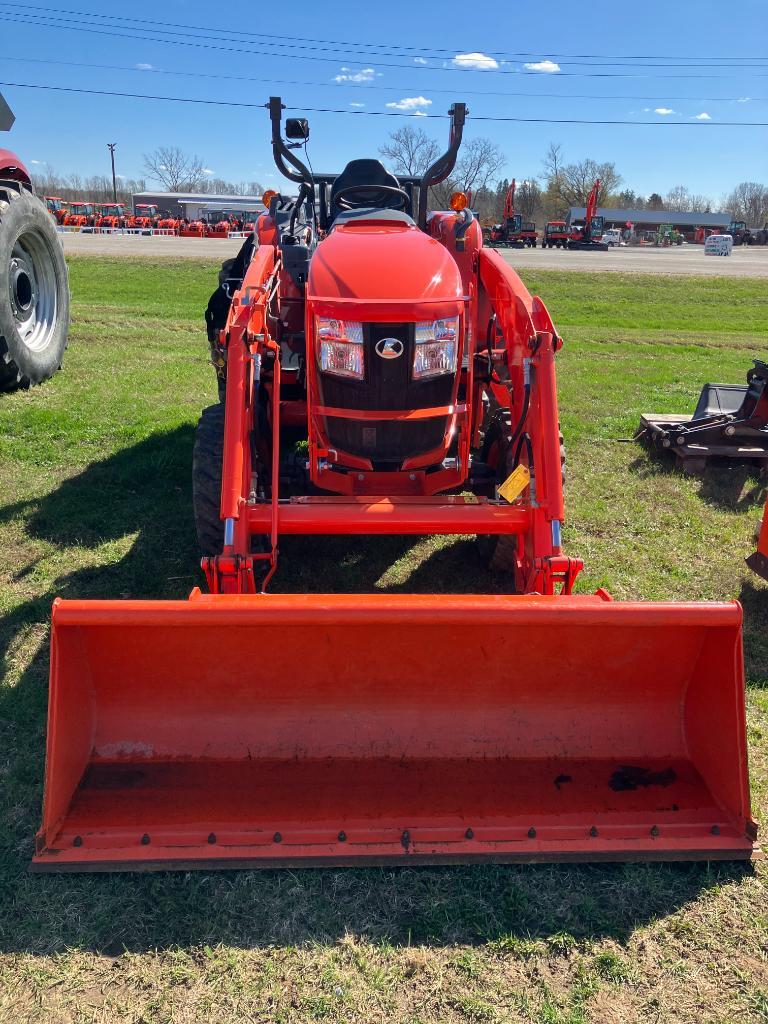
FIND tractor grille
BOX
[317,322,454,467]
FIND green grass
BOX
[0,260,766,1023]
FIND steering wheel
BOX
[333,183,411,212]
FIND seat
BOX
[329,159,409,223]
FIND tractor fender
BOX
[0,148,32,185]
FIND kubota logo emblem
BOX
[375,338,404,360]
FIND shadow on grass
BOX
[0,429,756,956]
[629,446,767,514]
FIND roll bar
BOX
[268,97,314,187]
[418,102,467,229]
[267,97,467,229]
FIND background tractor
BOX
[0,94,69,390]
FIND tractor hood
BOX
[308,218,463,320]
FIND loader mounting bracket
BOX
[202,554,260,594]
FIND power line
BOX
[3,1,768,64]
[3,81,767,125]
[2,53,763,103]
[3,12,768,80]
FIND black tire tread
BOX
[192,403,225,556]
[0,180,69,391]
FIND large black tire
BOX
[0,181,69,390]
[192,403,225,556]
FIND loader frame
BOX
[202,238,581,598]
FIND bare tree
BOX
[725,181,768,226]
[379,125,439,176]
[542,142,564,190]
[431,137,505,208]
[143,146,205,192]
[541,150,623,218]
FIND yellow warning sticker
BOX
[498,464,530,503]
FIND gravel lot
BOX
[60,229,768,276]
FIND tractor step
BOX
[246,495,530,535]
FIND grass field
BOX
[0,257,766,1023]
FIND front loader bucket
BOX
[34,593,757,871]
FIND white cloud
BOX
[136,62,153,70]
[693,112,711,120]
[386,96,432,111]
[334,67,377,83]
[30,159,41,164]
[412,110,427,117]
[737,96,751,103]
[202,168,215,175]
[414,56,428,65]
[349,102,365,108]
[523,59,561,73]
[451,52,499,71]
[654,107,675,115]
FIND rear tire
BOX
[0,181,69,390]
[192,403,225,556]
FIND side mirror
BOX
[285,118,309,141]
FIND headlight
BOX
[413,317,459,379]
[317,317,364,379]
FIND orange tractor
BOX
[33,98,757,872]
[95,202,128,229]
[156,212,181,232]
[64,201,96,228]
[543,221,569,248]
[44,195,68,225]
[129,203,161,229]
[179,217,206,237]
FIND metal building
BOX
[132,191,265,220]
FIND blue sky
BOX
[1,0,766,202]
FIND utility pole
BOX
[107,142,117,201]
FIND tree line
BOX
[380,127,768,227]
[30,135,768,229]
[31,146,263,206]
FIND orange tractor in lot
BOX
[44,195,68,225]
[64,201,96,227]
[33,98,757,872]
[95,202,128,229]
[543,221,569,248]
[129,203,161,229]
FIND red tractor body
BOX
[129,203,160,229]
[44,196,68,224]
[95,203,128,229]
[544,221,569,248]
[64,201,96,227]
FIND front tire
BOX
[192,403,225,556]
[0,181,69,390]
